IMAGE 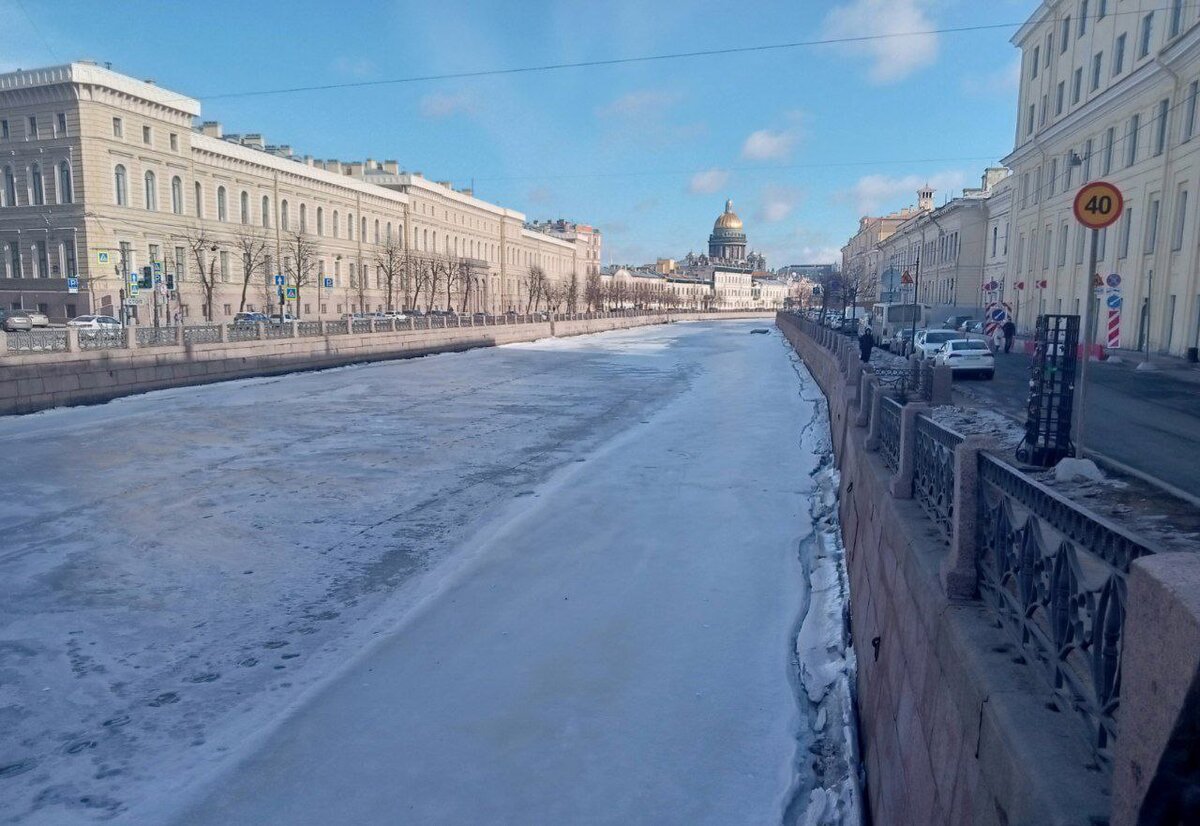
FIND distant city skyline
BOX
[0,0,1024,265]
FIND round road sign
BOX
[1106,273,1122,288]
[1107,293,1123,309]
[1073,181,1124,229]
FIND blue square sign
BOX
[323,277,334,288]
[274,274,286,286]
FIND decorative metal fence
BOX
[351,319,372,334]
[264,323,294,339]
[183,325,221,345]
[297,321,323,337]
[976,453,1154,765]
[226,323,261,342]
[7,329,69,352]
[136,327,177,348]
[878,395,902,472]
[912,415,962,542]
[325,320,349,335]
[80,329,129,351]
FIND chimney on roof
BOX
[365,158,375,169]
[347,161,365,178]
[242,133,265,150]
[304,155,314,166]
[201,121,222,138]
[382,160,399,174]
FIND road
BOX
[954,349,1200,498]
[0,320,830,825]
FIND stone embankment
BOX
[776,311,1200,826]
[0,310,771,415]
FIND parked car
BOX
[0,308,34,332]
[944,315,973,330]
[24,308,50,327]
[913,329,960,359]
[67,315,122,330]
[934,339,995,379]
[232,312,269,325]
[268,313,296,324]
[964,320,986,334]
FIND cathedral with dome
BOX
[679,199,768,274]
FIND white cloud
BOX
[843,170,968,215]
[797,246,842,264]
[596,89,681,119]
[961,56,1021,97]
[688,168,729,195]
[757,185,803,223]
[419,90,480,119]
[821,0,939,84]
[742,129,798,161]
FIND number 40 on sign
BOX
[1073,181,1124,229]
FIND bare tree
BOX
[584,273,603,311]
[282,231,317,319]
[375,236,405,313]
[525,265,548,313]
[176,225,219,322]
[354,260,368,314]
[566,272,580,314]
[233,228,271,314]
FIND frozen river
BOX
[0,320,849,824]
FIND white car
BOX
[913,329,960,359]
[67,315,122,330]
[934,339,995,379]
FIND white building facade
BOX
[1005,0,1200,353]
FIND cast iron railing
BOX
[183,325,221,345]
[325,320,349,335]
[80,329,128,350]
[912,414,962,542]
[351,319,372,334]
[6,329,69,352]
[264,323,294,339]
[878,395,902,471]
[136,327,176,347]
[976,453,1155,765]
[226,323,261,342]
[297,321,322,337]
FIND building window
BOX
[1146,198,1161,253]
[1154,98,1170,156]
[1075,221,1086,263]
[240,191,249,224]
[333,210,339,238]
[1098,0,1107,20]
[114,164,128,206]
[1119,208,1134,258]
[1170,0,1185,39]
[1064,151,1074,190]
[143,125,152,145]
[27,115,38,139]
[1114,34,1126,75]
[1072,68,1083,105]
[1043,228,1053,270]
[1187,81,1200,143]
[1091,53,1102,91]
[281,200,289,231]
[300,203,307,233]
[374,219,380,244]
[1139,13,1155,59]
[317,207,324,235]
[220,251,230,282]
[58,161,72,203]
[30,163,44,205]
[262,195,270,228]
[348,213,354,240]
[1083,138,1093,181]
[1172,188,1188,251]
[112,117,122,138]
[1127,114,1140,166]
[144,170,157,211]
[56,112,66,136]
[1102,127,1114,174]
[170,132,178,151]
[1061,16,1071,53]
[1,119,8,139]
[1058,223,1069,266]
[1031,46,1040,79]
[1056,81,1065,115]
[217,186,227,221]
[195,182,203,218]
[175,245,186,282]
[1027,104,1035,136]
[1049,158,1058,197]
[1079,1,1088,37]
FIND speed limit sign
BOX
[1073,181,1124,229]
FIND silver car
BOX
[0,308,34,332]
[25,308,50,327]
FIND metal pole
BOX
[1074,227,1100,458]
[909,252,922,355]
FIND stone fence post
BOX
[124,326,136,349]
[66,328,80,352]
[931,364,953,405]
[888,402,929,499]
[864,385,890,451]
[856,368,874,427]
[940,437,996,600]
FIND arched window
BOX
[240,191,249,224]
[362,216,368,240]
[3,166,15,207]
[281,200,289,231]
[261,195,270,228]
[317,207,324,235]
[143,170,156,210]
[387,221,392,242]
[299,203,307,233]
[171,176,182,214]
[58,162,73,204]
[374,219,380,244]
[348,213,354,240]
[333,210,339,238]
[194,181,203,217]
[30,163,44,206]
[217,186,227,221]
[114,164,127,206]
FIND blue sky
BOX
[2,0,1033,267]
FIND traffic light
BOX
[139,266,153,289]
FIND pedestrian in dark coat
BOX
[858,328,874,363]
[1002,319,1017,354]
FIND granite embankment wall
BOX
[776,311,1200,826]
[0,311,772,415]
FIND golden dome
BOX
[714,199,743,230]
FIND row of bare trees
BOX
[582,273,718,312]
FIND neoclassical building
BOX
[0,62,600,322]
